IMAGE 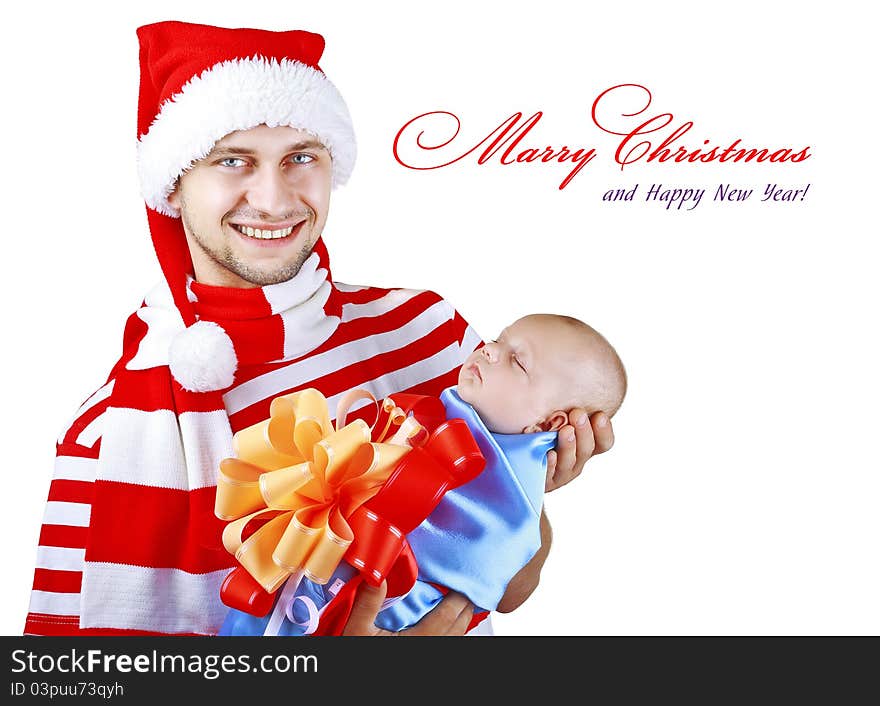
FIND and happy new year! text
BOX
[601,183,811,210]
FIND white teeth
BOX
[235,225,295,239]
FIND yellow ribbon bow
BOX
[214,388,421,593]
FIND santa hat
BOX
[135,21,356,392]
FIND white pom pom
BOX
[168,321,237,392]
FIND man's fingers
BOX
[342,580,387,636]
[546,408,595,491]
[545,450,558,492]
[344,583,475,636]
[552,422,579,487]
[591,412,614,455]
[405,591,473,636]
[546,409,616,492]
[571,408,598,469]
[446,597,476,635]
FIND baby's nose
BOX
[481,344,497,362]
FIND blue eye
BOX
[219,157,247,168]
[290,154,314,164]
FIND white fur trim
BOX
[138,56,356,217]
[169,321,238,392]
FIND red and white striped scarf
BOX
[27,239,479,635]
[80,240,343,633]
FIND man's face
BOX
[167,124,332,288]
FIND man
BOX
[25,21,613,636]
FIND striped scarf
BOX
[80,240,343,633]
[27,240,479,635]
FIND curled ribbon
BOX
[214,388,422,595]
[286,594,321,635]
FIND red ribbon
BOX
[220,393,485,631]
[314,415,484,635]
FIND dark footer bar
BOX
[1,635,873,701]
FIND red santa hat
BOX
[134,21,356,392]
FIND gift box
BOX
[214,387,486,635]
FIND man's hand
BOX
[496,510,552,613]
[545,409,614,492]
[342,581,474,636]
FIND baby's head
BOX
[457,314,626,434]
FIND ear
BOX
[522,411,568,434]
[544,411,569,431]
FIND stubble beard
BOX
[208,240,314,286]
[181,209,317,287]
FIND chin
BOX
[455,381,475,403]
[230,258,308,287]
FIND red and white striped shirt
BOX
[25,281,481,635]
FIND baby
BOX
[371,312,626,631]
[457,312,627,435]
[220,313,625,635]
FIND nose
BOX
[480,343,498,363]
[246,166,296,216]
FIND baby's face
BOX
[457,315,574,434]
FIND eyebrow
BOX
[499,329,531,362]
[207,140,328,158]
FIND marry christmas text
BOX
[393,84,810,190]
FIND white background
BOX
[1,1,877,636]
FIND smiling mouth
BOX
[230,223,297,240]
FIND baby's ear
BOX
[544,411,569,432]
[523,411,568,433]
